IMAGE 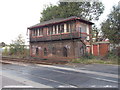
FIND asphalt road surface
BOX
[0,61,119,89]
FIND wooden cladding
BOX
[29,21,91,42]
[30,22,76,37]
[30,32,88,42]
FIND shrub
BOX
[3,47,9,56]
[82,52,95,59]
[106,49,119,61]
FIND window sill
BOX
[32,36,43,38]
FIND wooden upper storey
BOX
[28,16,94,42]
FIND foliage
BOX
[105,48,119,62]
[0,42,6,47]
[7,34,29,58]
[82,52,95,59]
[3,47,8,55]
[71,51,118,65]
[40,1,104,22]
[9,34,25,55]
[101,4,120,44]
[92,25,100,42]
[71,58,118,65]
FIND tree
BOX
[3,47,8,55]
[0,42,6,47]
[9,34,25,56]
[92,25,100,42]
[101,4,120,45]
[40,1,104,22]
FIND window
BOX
[52,47,56,55]
[58,24,61,33]
[36,47,39,55]
[61,24,64,33]
[33,30,36,36]
[48,28,51,35]
[54,25,57,34]
[51,26,53,35]
[70,22,75,32]
[44,48,47,56]
[66,23,70,32]
[38,28,43,36]
[80,46,85,55]
[32,30,35,36]
[48,26,53,35]
[63,47,68,57]
[66,23,74,32]
[35,29,37,36]
[37,29,39,36]
[39,29,40,36]
[81,24,87,33]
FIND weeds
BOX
[71,52,118,65]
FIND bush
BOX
[3,47,9,56]
[106,49,119,61]
[71,53,96,63]
[82,52,95,59]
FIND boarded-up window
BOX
[80,46,85,55]
[63,47,68,57]
[44,48,47,56]
[36,47,39,55]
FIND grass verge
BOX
[71,58,118,65]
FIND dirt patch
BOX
[1,62,11,64]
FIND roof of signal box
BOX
[28,16,94,29]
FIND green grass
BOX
[71,58,118,65]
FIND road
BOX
[0,61,119,89]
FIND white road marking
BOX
[37,64,118,78]
[4,85,33,88]
[91,85,117,88]
[35,64,119,84]
[2,70,78,88]
[58,85,77,88]
[1,72,52,88]
[103,85,117,88]
[1,60,119,84]
[92,77,118,83]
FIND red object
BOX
[93,44,99,56]
[92,42,109,56]
[99,43,109,56]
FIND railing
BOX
[30,32,88,42]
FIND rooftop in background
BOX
[93,41,110,44]
[28,16,94,29]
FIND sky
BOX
[0,0,119,45]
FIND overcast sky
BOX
[0,0,119,45]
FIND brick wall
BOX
[30,39,86,60]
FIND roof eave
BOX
[28,17,94,29]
